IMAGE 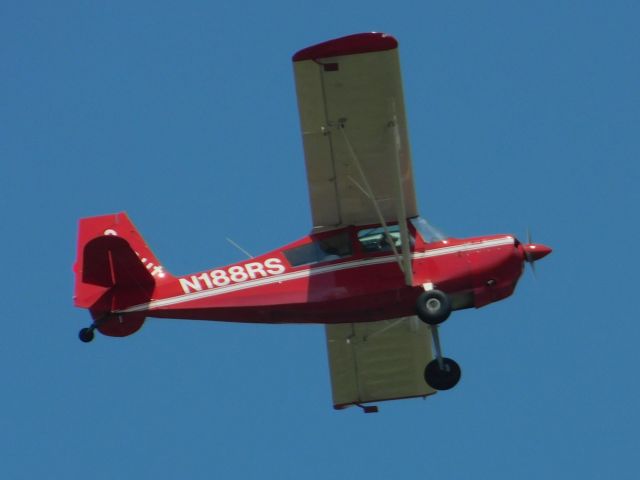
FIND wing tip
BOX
[292,32,398,62]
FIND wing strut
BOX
[388,106,414,286]
[338,123,414,286]
[338,125,403,270]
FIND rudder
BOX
[74,212,171,337]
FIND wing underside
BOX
[293,33,418,230]
[325,317,436,409]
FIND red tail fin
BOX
[74,212,171,337]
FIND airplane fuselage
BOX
[113,225,526,327]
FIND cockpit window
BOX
[283,231,351,267]
[357,225,413,253]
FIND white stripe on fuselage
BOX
[116,236,514,313]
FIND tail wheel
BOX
[78,327,95,343]
[424,357,461,391]
[416,289,451,325]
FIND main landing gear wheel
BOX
[416,289,451,325]
[78,327,95,343]
[418,289,460,390]
[424,357,461,391]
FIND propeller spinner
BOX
[523,243,552,263]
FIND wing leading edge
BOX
[292,32,418,231]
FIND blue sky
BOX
[2,1,639,478]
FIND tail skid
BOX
[74,212,171,339]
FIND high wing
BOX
[292,32,418,231]
[325,317,436,409]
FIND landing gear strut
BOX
[416,289,461,390]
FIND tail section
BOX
[74,212,171,337]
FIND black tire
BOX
[424,357,461,391]
[78,327,94,343]
[416,289,451,325]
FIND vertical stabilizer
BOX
[73,212,171,337]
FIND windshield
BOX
[410,217,447,243]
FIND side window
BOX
[357,225,412,253]
[283,231,352,267]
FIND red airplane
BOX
[73,32,551,412]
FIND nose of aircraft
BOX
[523,243,552,262]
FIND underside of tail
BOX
[74,212,171,337]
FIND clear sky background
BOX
[2,1,639,478]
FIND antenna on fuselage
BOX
[225,237,254,259]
